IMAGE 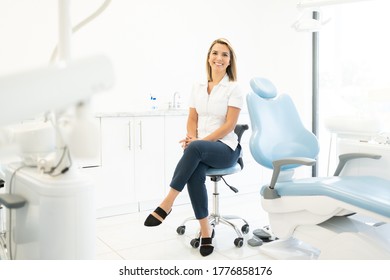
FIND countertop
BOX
[95,109,249,118]
[96,109,188,118]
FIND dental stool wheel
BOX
[241,224,249,234]
[190,238,200,248]
[176,226,186,235]
[234,237,244,248]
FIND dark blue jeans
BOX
[170,140,241,219]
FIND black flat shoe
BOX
[199,229,215,257]
[144,206,171,227]
[199,237,214,257]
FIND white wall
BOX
[0,0,313,124]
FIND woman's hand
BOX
[179,134,198,149]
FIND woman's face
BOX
[208,43,231,75]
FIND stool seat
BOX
[206,163,241,177]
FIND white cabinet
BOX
[164,115,190,205]
[133,116,165,208]
[97,116,165,217]
[98,117,136,216]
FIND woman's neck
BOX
[211,72,226,84]
[208,72,226,94]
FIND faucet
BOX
[171,91,181,109]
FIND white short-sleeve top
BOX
[188,74,243,150]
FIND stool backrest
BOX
[234,124,249,143]
[234,124,249,169]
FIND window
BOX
[318,0,390,175]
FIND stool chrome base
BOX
[176,178,250,248]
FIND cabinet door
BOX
[133,116,165,204]
[164,115,190,204]
[99,117,136,210]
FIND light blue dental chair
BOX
[246,77,390,259]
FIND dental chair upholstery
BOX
[177,124,250,248]
[247,77,390,259]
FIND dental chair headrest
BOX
[250,77,277,99]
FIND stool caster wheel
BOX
[176,226,186,235]
[190,238,200,248]
[234,237,244,248]
[241,224,249,234]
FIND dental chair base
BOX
[2,164,95,260]
[259,215,390,260]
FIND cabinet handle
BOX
[138,121,143,150]
[128,121,132,150]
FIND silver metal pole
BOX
[312,10,320,177]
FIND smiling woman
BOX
[144,37,243,257]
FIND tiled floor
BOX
[95,191,275,260]
[95,191,390,261]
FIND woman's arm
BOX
[202,106,241,142]
[186,107,198,138]
[180,107,198,149]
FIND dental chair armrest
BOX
[263,157,316,199]
[333,153,381,176]
[266,157,316,196]
[0,194,26,209]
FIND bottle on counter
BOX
[150,94,158,110]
